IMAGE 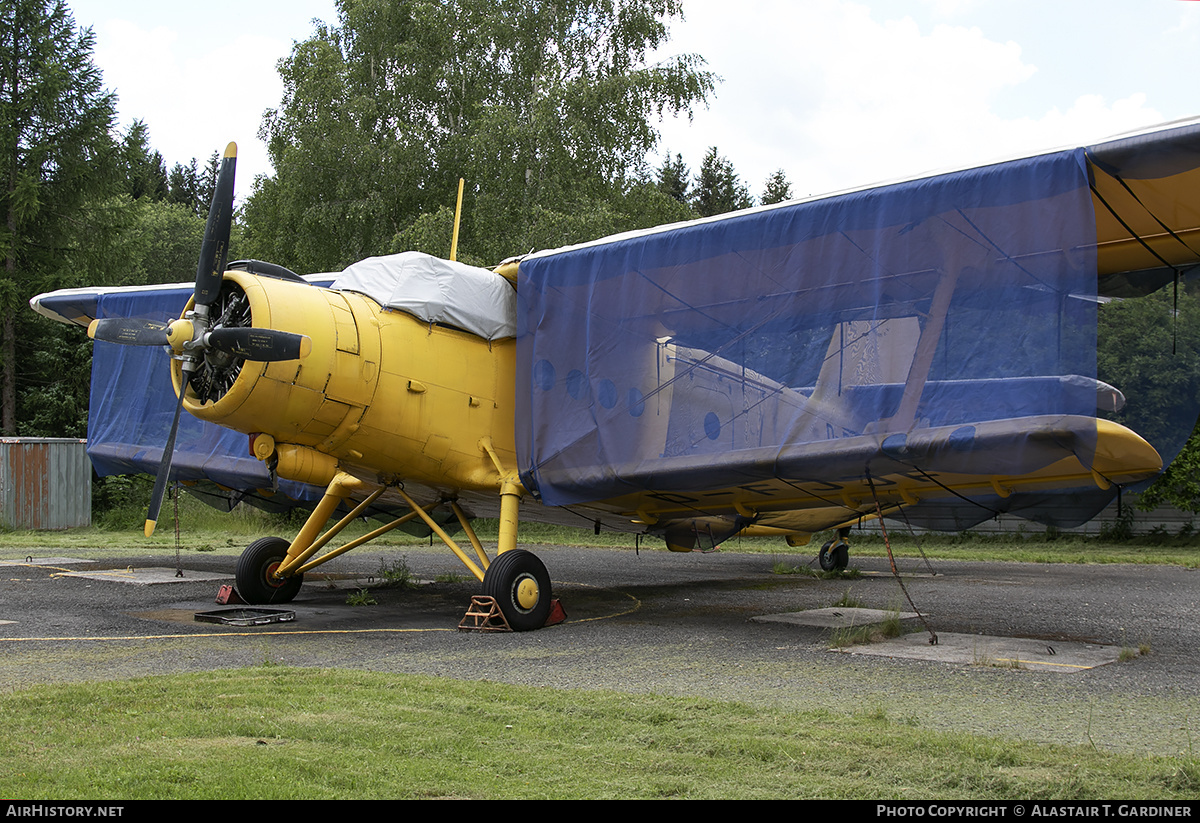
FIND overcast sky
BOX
[66,0,1200,204]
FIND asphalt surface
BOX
[1,544,1198,757]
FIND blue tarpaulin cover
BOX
[516,150,1100,511]
[87,287,321,505]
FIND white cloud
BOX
[75,0,1190,203]
[918,0,985,18]
[656,0,1174,199]
[94,18,289,189]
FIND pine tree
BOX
[656,152,691,205]
[693,147,752,217]
[760,169,793,205]
[0,0,117,433]
[121,120,168,201]
[167,159,202,215]
[198,151,219,213]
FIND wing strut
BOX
[888,251,963,432]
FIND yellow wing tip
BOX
[1093,418,1163,474]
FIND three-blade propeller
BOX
[88,143,311,536]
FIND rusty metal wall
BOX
[0,439,91,530]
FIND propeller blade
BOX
[193,142,237,309]
[144,384,186,537]
[88,318,169,347]
[205,327,312,361]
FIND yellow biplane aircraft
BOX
[31,118,1200,630]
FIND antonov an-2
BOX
[31,118,1200,630]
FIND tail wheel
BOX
[236,536,304,604]
[819,538,850,572]
[482,549,552,631]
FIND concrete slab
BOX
[0,557,97,566]
[857,570,940,579]
[752,607,920,628]
[751,607,1122,672]
[841,631,1122,672]
[48,567,414,589]
[55,567,233,585]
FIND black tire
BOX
[236,537,304,604]
[481,549,552,631]
[819,539,850,572]
[831,541,849,571]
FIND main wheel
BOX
[236,537,304,604]
[482,549,552,631]
[819,538,850,572]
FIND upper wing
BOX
[515,119,1200,535]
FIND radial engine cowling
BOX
[172,271,381,456]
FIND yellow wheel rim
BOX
[516,576,540,610]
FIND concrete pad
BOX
[752,608,1122,672]
[857,570,940,579]
[0,557,97,566]
[48,567,414,589]
[55,567,232,585]
[841,631,1121,672]
[753,606,920,628]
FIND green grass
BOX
[830,589,865,609]
[5,492,1200,568]
[829,603,904,648]
[1,667,1196,799]
[840,531,1200,567]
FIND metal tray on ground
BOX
[194,608,296,626]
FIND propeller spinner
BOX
[88,143,311,536]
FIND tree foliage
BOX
[165,152,219,217]
[1097,286,1200,513]
[0,0,118,434]
[120,120,168,201]
[0,3,216,437]
[760,168,793,205]
[245,0,715,272]
[656,151,691,205]
[693,146,752,217]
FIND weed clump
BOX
[830,608,903,648]
[346,588,377,606]
[377,555,415,589]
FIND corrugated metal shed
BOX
[0,438,91,530]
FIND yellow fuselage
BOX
[176,272,516,494]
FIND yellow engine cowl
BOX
[171,271,517,493]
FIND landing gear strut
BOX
[230,465,555,629]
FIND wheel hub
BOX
[515,575,540,611]
[265,561,286,588]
